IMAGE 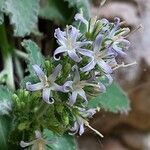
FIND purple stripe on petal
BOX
[26,82,44,91]
[42,88,53,104]
[68,50,81,62]
[97,59,112,74]
[69,91,78,106]
[93,34,103,52]
[80,60,96,72]
[32,65,46,82]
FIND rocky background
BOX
[78,0,150,149]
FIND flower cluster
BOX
[25,13,131,138]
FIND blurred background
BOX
[78,0,150,149]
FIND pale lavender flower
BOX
[70,107,103,137]
[20,130,51,149]
[64,65,103,106]
[54,25,91,62]
[26,64,63,104]
[70,108,96,135]
[109,39,130,57]
[80,34,113,73]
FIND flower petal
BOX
[53,46,67,60]
[69,122,79,135]
[48,64,62,82]
[63,81,73,92]
[80,59,96,72]
[79,121,85,135]
[69,91,78,106]
[69,26,80,43]
[32,65,46,82]
[20,141,34,148]
[52,83,64,92]
[93,34,103,52]
[74,13,88,26]
[68,50,81,62]
[112,43,127,57]
[77,41,92,47]
[97,59,112,74]
[78,48,94,58]
[26,82,44,91]
[54,28,67,46]
[42,88,54,104]
[72,65,80,82]
[77,89,87,102]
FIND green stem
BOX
[0,24,15,90]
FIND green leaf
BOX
[88,83,130,113]
[0,86,12,149]
[21,39,44,74]
[39,0,67,23]
[3,0,39,36]
[64,0,90,19]
[39,0,90,25]
[44,129,77,150]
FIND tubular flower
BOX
[20,130,50,150]
[64,65,104,106]
[80,34,113,73]
[70,107,103,137]
[107,17,130,57]
[26,64,64,104]
[54,25,91,62]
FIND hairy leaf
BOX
[21,40,44,74]
[88,83,130,113]
[3,0,39,36]
[44,129,77,150]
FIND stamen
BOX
[125,24,143,38]
[113,61,137,71]
[84,121,104,138]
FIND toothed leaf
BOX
[3,0,39,36]
[88,83,130,113]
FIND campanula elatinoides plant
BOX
[0,8,133,149]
